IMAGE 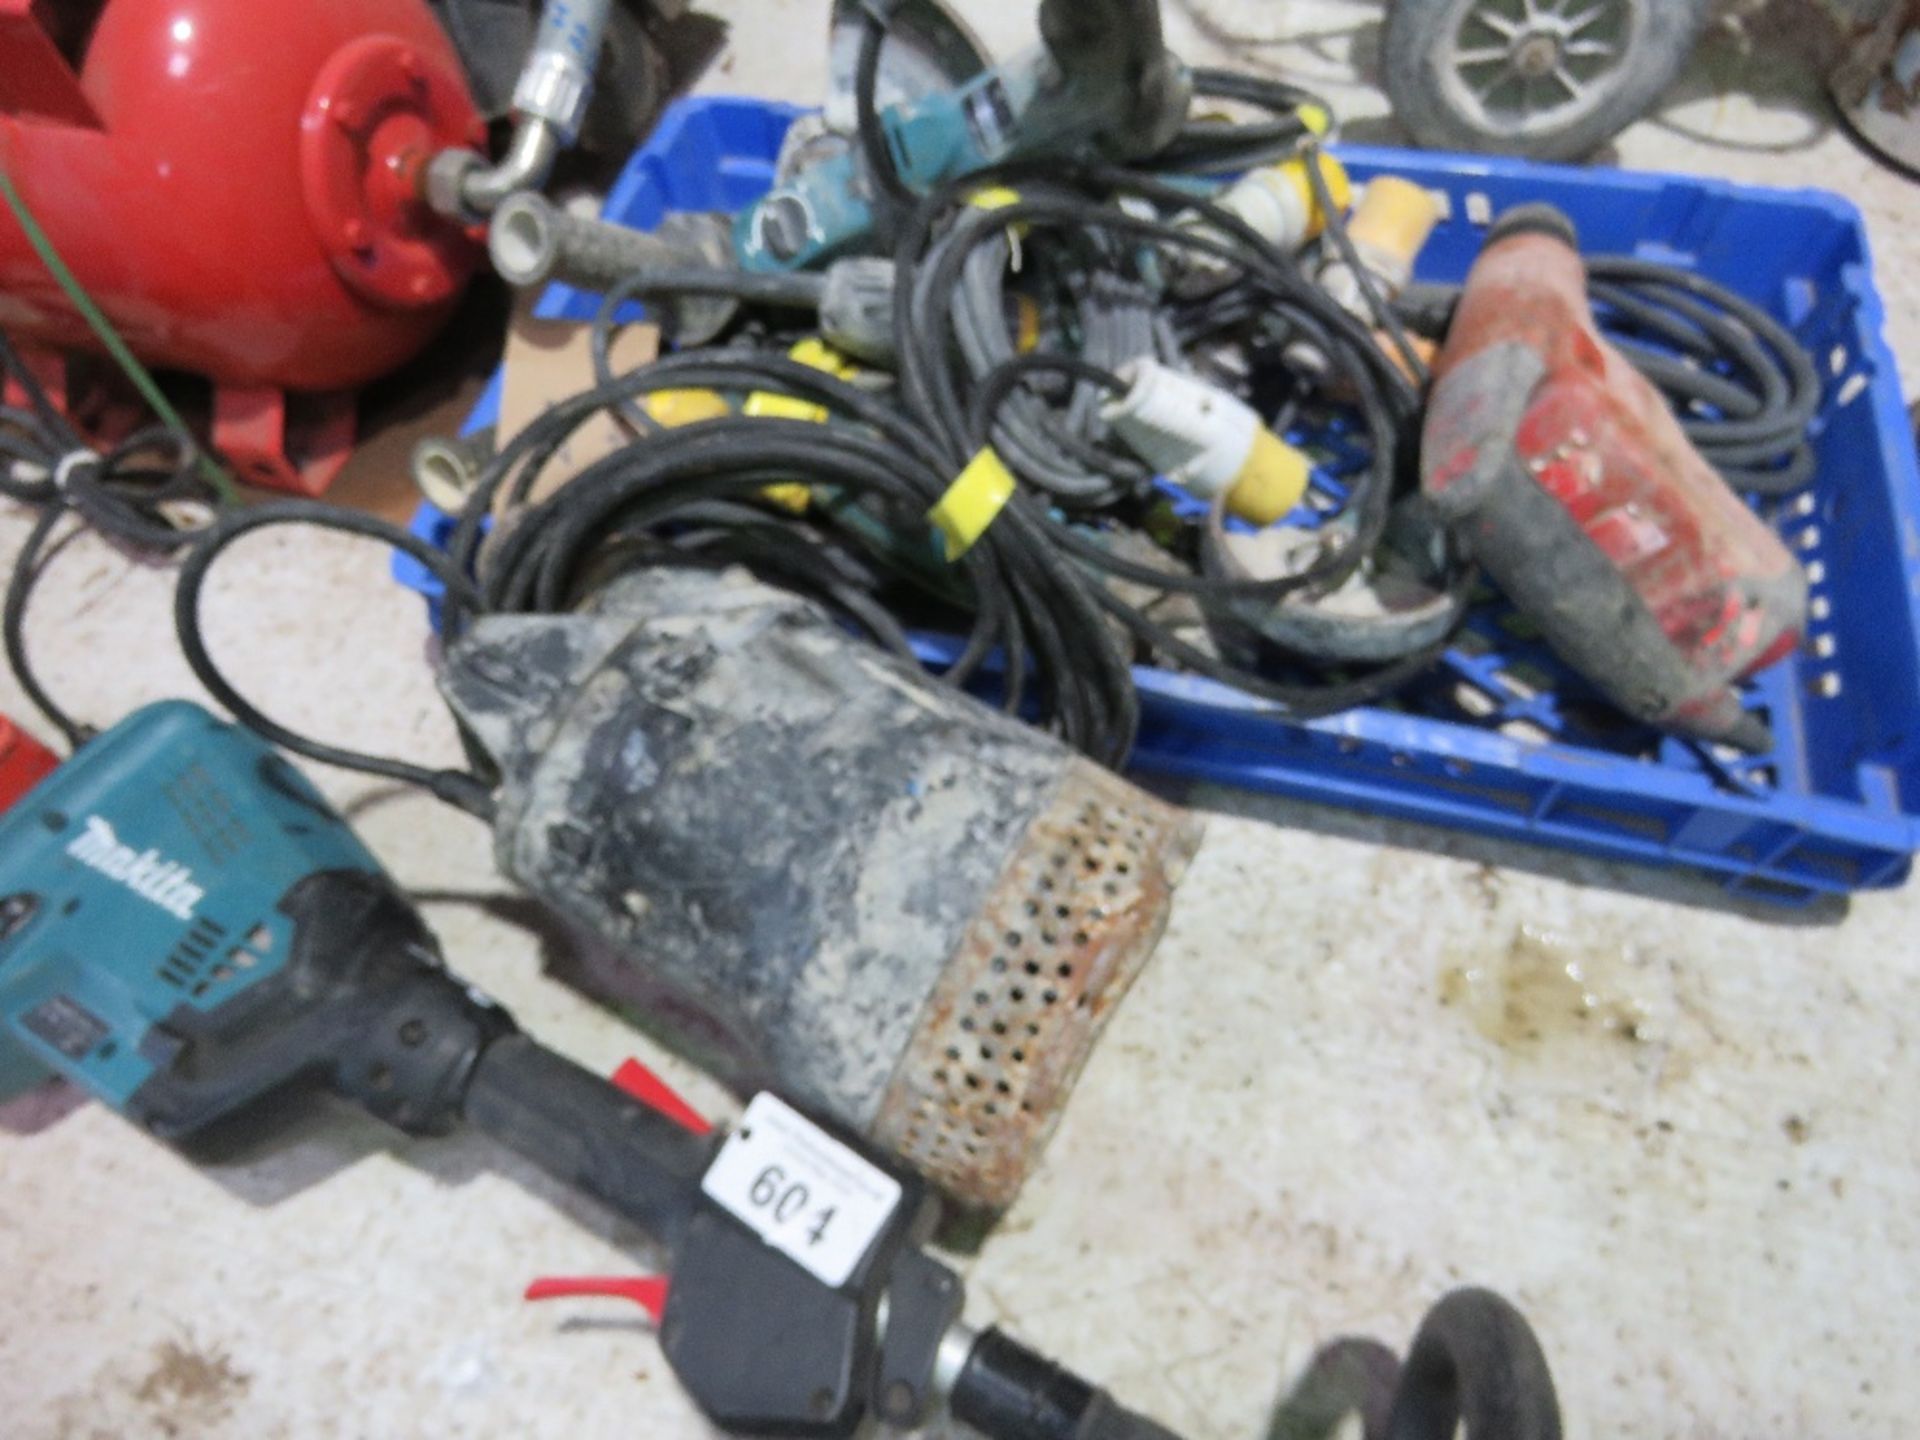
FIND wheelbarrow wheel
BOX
[1381,0,1714,161]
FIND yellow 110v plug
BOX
[1317,174,1442,319]
[1171,151,1354,299]
[1102,359,1310,526]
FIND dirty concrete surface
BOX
[2,2,1918,1436]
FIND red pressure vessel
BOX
[0,0,485,491]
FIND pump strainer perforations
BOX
[873,763,1201,1209]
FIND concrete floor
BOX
[3,3,1919,1437]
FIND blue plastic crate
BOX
[394,95,1920,904]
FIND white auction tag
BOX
[700,1092,903,1288]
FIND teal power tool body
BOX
[0,699,1208,1440]
[734,0,1190,272]
[0,700,388,1114]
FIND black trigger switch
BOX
[137,1022,188,1070]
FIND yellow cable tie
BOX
[743,391,829,423]
[760,483,812,514]
[788,337,856,374]
[968,185,1023,211]
[745,340,858,511]
[929,448,1016,561]
[744,338,855,425]
[968,184,1030,252]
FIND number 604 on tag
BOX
[701,1093,904,1288]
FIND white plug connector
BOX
[1102,359,1309,525]
[1171,153,1353,299]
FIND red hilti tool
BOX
[1421,205,1807,749]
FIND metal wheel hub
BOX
[1440,0,1645,137]
[1511,32,1563,79]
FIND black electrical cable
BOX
[371,128,1464,775]
[0,333,216,748]
[428,345,1139,766]
[893,169,1423,598]
[965,351,1396,604]
[1301,146,1430,386]
[1054,160,1422,407]
[854,4,912,243]
[444,157,1807,774]
[944,212,1162,505]
[3,503,87,747]
[1152,67,1329,174]
[591,273,680,437]
[1587,257,1820,495]
[159,80,1480,788]
[171,500,498,819]
[0,329,504,802]
[660,506,922,661]
[163,415,960,806]
[963,352,1131,456]
[870,163,1468,710]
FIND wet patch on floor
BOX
[1439,923,1659,1055]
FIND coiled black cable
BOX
[892,163,1423,592]
[1395,259,1821,495]
[438,346,1141,767]
[1265,1289,1563,1440]
[1587,258,1820,495]
[880,162,1466,711]
[164,96,1486,791]
[938,191,1162,506]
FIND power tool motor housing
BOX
[1421,207,1807,747]
[0,702,508,1133]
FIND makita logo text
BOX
[66,816,204,921]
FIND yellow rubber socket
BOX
[1348,175,1443,266]
[1225,431,1312,527]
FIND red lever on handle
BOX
[609,1057,712,1136]
[523,1275,670,1325]
[520,1059,705,1331]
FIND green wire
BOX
[0,167,238,503]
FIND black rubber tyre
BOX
[1381,0,1714,161]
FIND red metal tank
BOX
[0,0,486,491]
